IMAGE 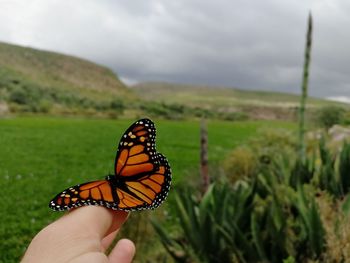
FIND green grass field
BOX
[0,117,295,262]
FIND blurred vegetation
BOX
[0,67,126,116]
[132,81,345,109]
[0,117,295,262]
[139,101,248,121]
[315,106,346,129]
[223,128,296,184]
[154,137,350,262]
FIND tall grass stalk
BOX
[298,13,313,162]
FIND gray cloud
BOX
[0,0,349,98]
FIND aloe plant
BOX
[154,174,327,262]
[339,142,350,196]
[294,185,326,257]
[152,184,242,262]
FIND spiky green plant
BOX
[339,142,350,196]
[298,13,313,162]
[154,173,327,262]
[152,183,255,263]
[294,185,326,258]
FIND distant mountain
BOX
[0,42,136,115]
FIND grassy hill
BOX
[132,81,342,108]
[132,81,348,120]
[0,41,347,121]
[0,42,136,115]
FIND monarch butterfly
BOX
[49,119,171,212]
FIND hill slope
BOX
[132,82,340,108]
[0,42,136,114]
[132,82,349,120]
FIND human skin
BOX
[21,206,135,263]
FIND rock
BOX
[328,125,350,142]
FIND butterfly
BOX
[49,118,171,212]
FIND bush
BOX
[140,102,187,120]
[223,128,296,182]
[223,146,257,183]
[110,99,125,113]
[34,99,52,113]
[316,106,345,129]
[9,86,28,104]
[221,111,248,121]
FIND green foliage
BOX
[315,138,350,198]
[251,128,296,163]
[139,101,248,121]
[316,106,345,129]
[223,128,297,183]
[140,102,186,120]
[153,183,253,263]
[223,146,257,183]
[0,70,126,115]
[154,175,327,262]
[318,137,340,196]
[109,99,125,113]
[341,194,350,216]
[339,142,350,196]
[155,133,350,262]
[0,117,294,262]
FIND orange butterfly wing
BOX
[114,119,159,177]
[49,180,120,211]
[49,119,172,212]
[115,154,171,211]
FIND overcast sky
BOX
[0,0,349,100]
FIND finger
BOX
[101,230,118,251]
[22,207,130,263]
[68,252,108,263]
[56,206,129,239]
[108,239,135,263]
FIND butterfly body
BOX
[49,119,171,212]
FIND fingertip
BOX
[109,239,135,263]
[108,210,129,234]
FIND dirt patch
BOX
[242,106,298,121]
[0,102,9,116]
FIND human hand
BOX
[21,206,135,263]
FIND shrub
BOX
[36,99,52,113]
[140,102,187,120]
[223,128,296,182]
[316,106,345,129]
[9,86,28,104]
[110,99,125,113]
[223,146,257,183]
[221,111,248,121]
